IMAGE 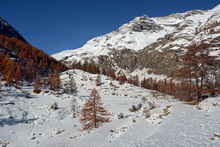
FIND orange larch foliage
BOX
[6,70,12,84]
[14,66,22,86]
[0,35,67,84]
[118,74,127,85]
[80,88,110,130]
[33,74,41,93]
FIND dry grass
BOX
[184,101,199,105]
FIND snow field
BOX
[0,69,219,147]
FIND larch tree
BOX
[107,71,116,80]
[118,74,127,85]
[3,59,15,78]
[166,79,175,95]
[33,74,41,93]
[48,73,61,90]
[80,88,110,130]
[42,74,48,89]
[127,75,133,84]
[54,73,61,90]
[14,66,22,87]
[141,78,146,88]
[176,41,219,101]
[25,62,34,82]
[48,73,54,89]
[0,77,2,91]
[6,70,12,84]
[1,54,10,71]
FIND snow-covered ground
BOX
[0,70,220,147]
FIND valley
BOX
[0,70,220,147]
[0,3,220,147]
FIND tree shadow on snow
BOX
[0,118,38,127]
[79,95,89,98]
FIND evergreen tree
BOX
[133,75,140,86]
[64,74,77,94]
[70,99,79,118]
[95,74,101,86]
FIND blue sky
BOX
[1,0,219,55]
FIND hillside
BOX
[0,17,27,43]
[0,69,220,146]
[53,5,220,78]
[0,16,68,86]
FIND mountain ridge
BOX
[52,5,220,78]
[0,16,28,43]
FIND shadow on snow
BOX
[0,118,38,127]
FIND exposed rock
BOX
[132,16,162,32]
[53,5,220,78]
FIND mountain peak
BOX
[138,14,148,20]
[53,4,220,77]
[131,15,163,32]
[0,16,28,43]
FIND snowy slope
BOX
[0,69,220,147]
[52,5,220,64]
[52,15,167,61]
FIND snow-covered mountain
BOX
[53,5,220,78]
[0,17,27,43]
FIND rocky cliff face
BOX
[90,48,178,77]
[0,17,27,43]
[53,5,220,79]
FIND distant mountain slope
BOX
[0,17,27,43]
[53,4,220,78]
[0,17,68,84]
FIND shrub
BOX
[95,75,101,86]
[132,119,136,123]
[137,103,142,110]
[33,89,41,94]
[129,105,137,112]
[22,111,28,123]
[141,97,147,104]
[129,104,142,112]
[148,102,156,109]
[118,113,124,119]
[143,109,150,118]
[51,101,58,110]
